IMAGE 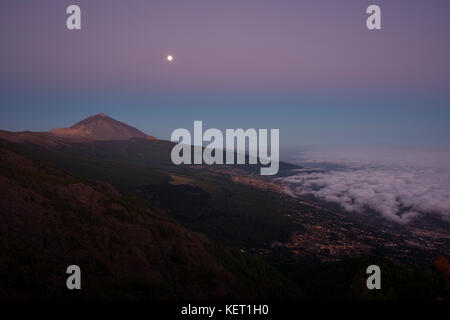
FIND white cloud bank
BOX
[281,146,450,224]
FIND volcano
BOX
[50,113,156,141]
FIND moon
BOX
[167,55,174,62]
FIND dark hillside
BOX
[0,145,300,299]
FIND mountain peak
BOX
[51,114,156,141]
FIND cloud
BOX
[281,146,450,224]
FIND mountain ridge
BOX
[50,113,156,141]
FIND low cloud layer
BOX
[281,146,450,224]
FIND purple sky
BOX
[1,1,450,145]
[1,0,449,93]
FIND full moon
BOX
[167,55,174,62]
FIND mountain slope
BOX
[51,113,156,141]
[4,138,299,248]
[0,144,300,299]
[2,131,447,265]
[2,115,447,267]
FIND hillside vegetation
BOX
[0,145,300,299]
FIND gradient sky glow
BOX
[1,0,449,146]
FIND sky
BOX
[1,0,449,146]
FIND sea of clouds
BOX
[281,146,450,224]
